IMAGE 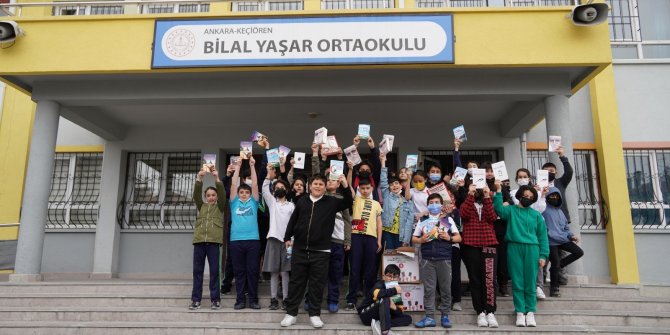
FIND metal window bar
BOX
[416,0,486,7]
[232,0,302,11]
[624,149,670,229]
[418,149,499,174]
[119,152,199,230]
[268,0,303,10]
[607,0,641,42]
[321,0,393,9]
[178,3,209,11]
[506,0,572,6]
[47,152,102,229]
[89,4,124,14]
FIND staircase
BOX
[0,279,669,334]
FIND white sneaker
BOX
[451,302,462,311]
[536,286,546,300]
[477,312,488,327]
[280,314,297,327]
[486,313,499,328]
[371,319,382,335]
[516,312,526,327]
[526,312,537,327]
[309,315,324,328]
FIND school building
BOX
[0,0,668,285]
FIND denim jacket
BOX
[380,167,415,244]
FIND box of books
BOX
[382,249,419,284]
[400,284,425,312]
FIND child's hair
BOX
[273,179,290,191]
[515,185,538,203]
[412,170,428,180]
[358,161,374,172]
[427,162,442,172]
[291,176,306,189]
[205,186,218,194]
[542,162,557,170]
[466,160,479,168]
[515,168,532,179]
[309,173,327,185]
[237,184,252,193]
[388,175,400,185]
[384,264,401,277]
[481,161,493,172]
[427,193,444,204]
[358,178,372,187]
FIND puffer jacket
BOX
[192,180,226,244]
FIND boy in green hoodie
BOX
[493,181,549,328]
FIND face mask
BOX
[517,178,530,186]
[548,172,556,182]
[274,189,287,198]
[520,197,534,208]
[413,182,425,191]
[429,173,441,182]
[547,197,561,207]
[427,203,442,215]
[486,177,495,182]
[244,179,253,186]
[359,171,371,179]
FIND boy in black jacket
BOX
[359,264,412,335]
[280,173,353,328]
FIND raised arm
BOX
[493,181,511,221]
[193,169,206,209]
[250,156,259,201]
[230,159,242,201]
[453,138,463,169]
[311,143,321,175]
[262,165,276,210]
[557,146,574,187]
[210,167,227,212]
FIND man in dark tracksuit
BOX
[280,173,353,328]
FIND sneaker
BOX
[371,319,382,335]
[536,286,546,300]
[441,314,452,328]
[249,302,261,310]
[498,285,510,297]
[328,303,339,313]
[526,312,537,327]
[233,302,246,310]
[550,287,561,298]
[345,302,356,311]
[280,314,297,327]
[516,312,526,327]
[477,312,488,327]
[211,301,221,310]
[451,302,462,311]
[309,315,324,328]
[281,300,288,310]
[221,286,231,295]
[269,298,279,310]
[188,301,201,310]
[486,313,499,328]
[414,315,436,328]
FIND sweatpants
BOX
[496,239,509,289]
[461,245,497,314]
[347,234,379,304]
[286,249,330,317]
[419,258,452,317]
[451,245,462,304]
[191,243,221,302]
[507,242,540,313]
[230,240,261,304]
[358,298,413,332]
[328,242,346,305]
[549,241,584,289]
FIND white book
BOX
[472,168,486,189]
[330,160,344,181]
[314,127,328,145]
[344,145,362,166]
[453,167,468,182]
[492,161,509,181]
[383,134,395,151]
[358,124,371,139]
[453,125,467,142]
[536,169,549,188]
[293,152,306,169]
[548,135,562,152]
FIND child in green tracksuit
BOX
[493,182,548,328]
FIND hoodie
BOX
[542,187,573,246]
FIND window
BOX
[608,0,670,59]
[624,149,670,228]
[141,2,210,13]
[420,149,499,175]
[505,0,572,6]
[48,152,103,229]
[53,4,124,15]
[321,0,393,9]
[120,152,200,230]
[232,1,303,11]
[416,0,487,7]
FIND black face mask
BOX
[548,172,556,182]
[547,197,561,207]
[359,171,371,179]
[520,197,534,208]
[274,189,287,198]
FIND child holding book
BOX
[379,153,413,250]
[229,157,261,310]
[189,166,226,310]
[346,178,384,311]
[358,264,412,335]
[261,165,295,310]
[411,193,461,328]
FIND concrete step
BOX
[0,307,668,328]
[0,321,669,335]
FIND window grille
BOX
[505,0,572,6]
[321,0,394,9]
[416,0,487,7]
[232,1,303,11]
[624,149,670,229]
[47,152,103,229]
[419,149,499,175]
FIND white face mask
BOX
[244,179,253,186]
[517,178,530,186]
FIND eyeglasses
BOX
[384,274,400,280]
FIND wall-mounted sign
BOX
[152,15,454,68]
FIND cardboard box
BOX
[400,284,425,312]
[383,250,420,284]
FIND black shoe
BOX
[345,303,356,311]
[550,288,561,298]
[211,301,221,310]
[234,302,246,310]
[281,300,288,310]
[189,301,201,310]
[498,285,510,297]
[250,302,261,310]
[221,287,231,295]
[269,298,279,310]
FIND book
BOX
[251,130,266,142]
[202,153,216,172]
[358,124,371,139]
[322,135,342,156]
[314,127,328,145]
[293,152,306,169]
[379,134,394,154]
[472,168,486,189]
[266,148,280,167]
[427,182,451,204]
[492,161,509,181]
[548,135,562,152]
[330,160,344,181]
[229,156,240,166]
[536,169,549,188]
[278,145,291,158]
[384,134,395,151]
[344,145,362,166]
[453,125,467,142]
[453,167,468,182]
[405,154,418,172]
[240,141,253,160]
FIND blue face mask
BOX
[429,173,441,182]
[427,203,442,215]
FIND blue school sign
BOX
[152,15,454,68]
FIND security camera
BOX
[570,1,609,26]
[0,21,24,44]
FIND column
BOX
[544,94,584,277]
[9,100,60,282]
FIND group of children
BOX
[189,131,584,333]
